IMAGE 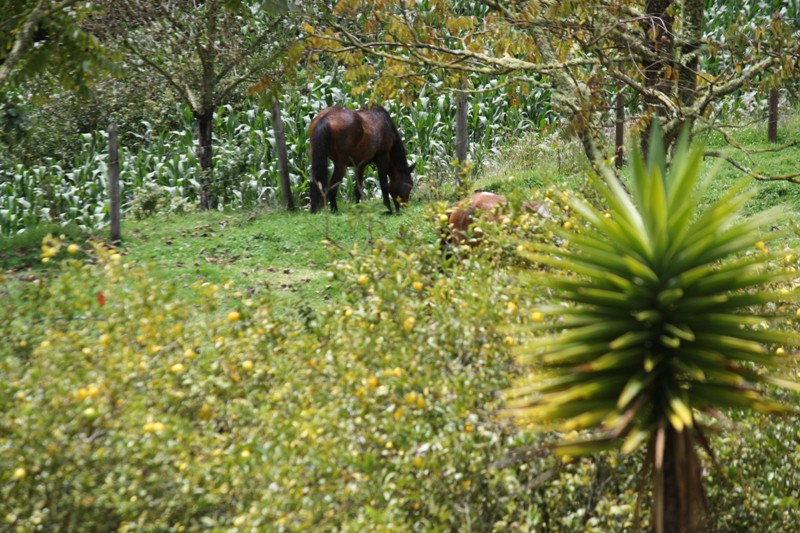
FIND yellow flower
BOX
[170,363,186,374]
[358,275,369,285]
[198,403,213,420]
[404,391,419,405]
[412,281,424,291]
[403,316,416,332]
[143,421,165,433]
[531,311,544,323]
[228,311,241,322]
[241,360,254,372]
[12,467,26,480]
[67,243,80,255]
[503,336,516,347]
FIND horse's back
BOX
[310,107,366,162]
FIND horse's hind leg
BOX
[328,164,347,212]
[354,165,366,204]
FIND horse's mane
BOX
[364,106,412,174]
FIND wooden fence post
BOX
[455,90,468,190]
[768,87,778,143]
[108,123,121,243]
[615,84,625,168]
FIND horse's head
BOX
[390,162,415,208]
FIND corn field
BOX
[0,72,552,235]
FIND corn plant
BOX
[507,126,800,532]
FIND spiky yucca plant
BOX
[507,128,800,533]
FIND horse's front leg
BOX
[376,159,392,214]
[328,164,347,212]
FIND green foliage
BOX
[0,211,558,531]
[0,0,112,93]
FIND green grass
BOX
[119,201,434,308]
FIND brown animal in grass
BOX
[444,192,549,248]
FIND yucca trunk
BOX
[652,422,705,533]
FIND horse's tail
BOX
[310,117,330,213]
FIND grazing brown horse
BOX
[309,106,415,213]
[444,192,550,247]
[446,192,508,247]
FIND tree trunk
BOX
[768,87,779,143]
[641,0,676,158]
[271,98,294,210]
[455,90,469,191]
[675,0,704,145]
[196,108,215,210]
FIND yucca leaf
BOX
[525,254,648,293]
[553,437,619,456]
[621,428,652,454]
[570,197,652,261]
[557,409,612,431]
[689,383,761,409]
[541,342,611,365]
[586,349,645,371]
[622,255,660,284]
[609,330,653,350]
[546,320,637,347]
[507,399,618,424]
[663,323,695,342]
[617,370,659,410]
[544,375,629,404]
[664,380,694,429]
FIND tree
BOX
[112,0,301,209]
[506,126,800,532]
[0,0,108,92]
[308,0,799,181]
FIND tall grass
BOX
[0,70,552,235]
